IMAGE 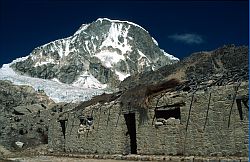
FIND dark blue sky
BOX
[0,0,248,66]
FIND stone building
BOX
[48,80,248,156]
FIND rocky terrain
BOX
[0,80,54,112]
[0,80,79,158]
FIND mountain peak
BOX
[10,17,179,84]
[1,18,179,102]
[74,18,149,36]
[97,18,148,32]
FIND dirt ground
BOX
[7,156,142,162]
[0,144,247,162]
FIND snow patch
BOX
[97,18,149,33]
[10,56,29,65]
[74,24,90,35]
[137,49,151,65]
[100,22,132,54]
[71,35,78,42]
[57,41,64,58]
[64,39,70,57]
[72,71,107,89]
[161,49,179,61]
[95,51,125,68]
[115,70,130,81]
[34,58,55,67]
[85,41,91,54]
[137,49,149,61]
[152,37,159,46]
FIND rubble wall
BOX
[49,101,129,154]
[137,82,249,156]
[48,82,249,157]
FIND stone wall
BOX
[49,101,129,154]
[137,81,249,156]
[48,81,249,157]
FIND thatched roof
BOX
[119,78,181,110]
[60,91,122,115]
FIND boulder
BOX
[165,117,180,125]
[13,106,30,115]
[155,121,163,127]
[26,104,44,113]
[15,141,24,148]
[13,104,45,115]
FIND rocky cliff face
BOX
[10,18,178,88]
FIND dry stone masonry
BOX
[48,81,249,157]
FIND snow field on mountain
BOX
[72,71,107,89]
[100,22,132,54]
[0,58,106,103]
[115,70,130,81]
[94,51,125,68]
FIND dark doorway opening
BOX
[124,113,137,154]
[236,99,243,120]
[236,96,249,121]
[59,119,68,139]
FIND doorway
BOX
[59,119,68,139]
[124,113,137,154]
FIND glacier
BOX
[0,57,107,103]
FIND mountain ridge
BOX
[10,18,178,88]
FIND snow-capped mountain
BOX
[0,18,179,102]
[10,18,178,88]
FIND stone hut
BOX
[48,81,248,156]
